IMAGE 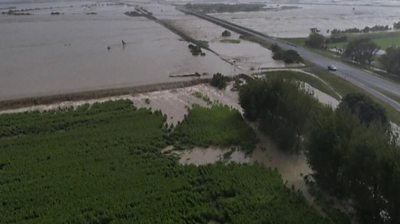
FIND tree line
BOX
[239,77,400,224]
[305,32,400,76]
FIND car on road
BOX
[327,65,337,71]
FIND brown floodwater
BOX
[212,3,400,38]
[0,2,233,100]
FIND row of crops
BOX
[0,100,328,223]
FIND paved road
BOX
[180,8,400,112]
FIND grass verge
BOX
[220,39,241,44]
[262,70,341,100]
[306,67,400,124]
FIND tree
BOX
[305,33,326,48]
[394,21,400,30]
[222,30,231,37]
[338,93,388,127]
[282,50,303,63]
[343,37,379,65]
[380,47,400,76]
[270,44,303,64]
[240,78,319,151]
[270,43,282,53]
[210,73,227,89]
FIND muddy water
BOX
[213,4,400,38]
[0,2,233,100]
[132,83,242,125]
[155,7,286,71]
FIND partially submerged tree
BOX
[210,73,227,89]
[222,30,231,37]
[343,37,379,65]
[239,78,319,151]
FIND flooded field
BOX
[212,4,400,38]
[2,0,397,100]
[151,4,286,71]
[0,1,233,100]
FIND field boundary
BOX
[0,79,210,111]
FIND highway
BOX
[179,8,400,112]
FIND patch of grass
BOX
[192,91,212,105]
[171,104,258,153]
[262,70,341,100]
[0,100,329,224]
[286,32,400,50]
[220,39,241,44]
[327,31,400,49]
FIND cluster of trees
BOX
[271,44,303,64]
[305,33,381,66]
[331,25,391,34]
[305,33,326,48]
[239,78,321,151]
[380,47,400,76]
[188,44,206,56]
[210,73,227,89]
[221,30,231,37]
[394,21,400,30]
[239,78,400,223]
[308,93,400,224]
[343,37,379,65]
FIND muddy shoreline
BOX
[0,79,209,110]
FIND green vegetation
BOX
[188,44,206,56]
[330,25,390,35]
[171,104,257,153]
[395,21,400,30]
[239,78,322,151]
[305,32,326,49]
[263,70,341,99]
[0,100,330,223]
[343,37,379,65]
[271,44,303,64]
[239,78,400,223]
[338,93,388,126]
[307,102,400,224]
[221,30,231,37]
[286,31,400,51]
[307,67,400,124]
[210,73,227,89]
[220,39,240,44]
[327,31,400,50]
[192,91,212,105]
[380,47,400,76]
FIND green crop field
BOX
[171,104,257,152]
[0,100,329,224]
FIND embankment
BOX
[0,79,209,110]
